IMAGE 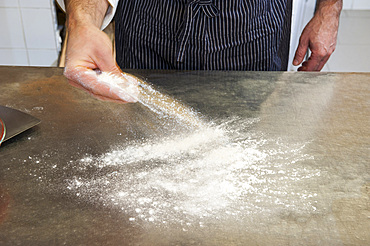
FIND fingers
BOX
[65,66,139,103]
[68,77,127,103]
[317,55,331,71]
[84,70,140,103]
[297,55,321,72]
[293,34,309,66]
[64,66,121,101]
[297,45,334,71]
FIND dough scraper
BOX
[0,105,41,144]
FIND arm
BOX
[56,0,117,30]
[63,0,137,102]
[65,0,109,28]
[293,0,342,71]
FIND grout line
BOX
[17,0,30,66]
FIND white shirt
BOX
[55,0,119,30]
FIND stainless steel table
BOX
[0,66,369,245]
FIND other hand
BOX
[293,2,341,71]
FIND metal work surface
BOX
[0,66,369,245]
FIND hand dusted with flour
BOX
[65,68,140,103]
[63,0,129,102]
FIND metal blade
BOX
[0,105,41,142]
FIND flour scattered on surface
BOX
[66,117,320,227]
[137,81,204,128]
[32,106,44,111]
[65,72,320,228]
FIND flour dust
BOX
[93,71,204,128]
[66,116,320,228]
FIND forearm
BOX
[315,0,342,18]
[65,0,110,29]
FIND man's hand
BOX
[64,23,128,102]
[63,0,137,103]
[293,0,342,71]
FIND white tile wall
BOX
[342,0,353,10]
[337,13,370,45]
[325,44,370,72]
[0,8,26,48]
[19,0,51,8]
[0,0,59,66]
[21,8,57,49]
[353,0,370,9]
[28,49,58,66]
[0,49,28,65]
[343,0,370,10]
[0,0,19,7]
[322,10,370,72]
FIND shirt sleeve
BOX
[55,0,119,30]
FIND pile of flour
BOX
[66,117,320,227]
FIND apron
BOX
[115,0,292,71]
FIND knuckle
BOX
[316,48,327,57]
[328,46,336,55]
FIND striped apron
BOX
[115,0,292,71]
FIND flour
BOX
[66,117,320,227]
[137,80,204,127]
[64,71,320,228]
[91,71,204,128]
[85,70,140,102]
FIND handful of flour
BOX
[85,70,141,103]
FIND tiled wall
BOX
[343,0,370,10]
[0,0,60,66]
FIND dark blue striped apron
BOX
[115,0,292,71]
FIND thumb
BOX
[95,51,122,77]
[293,35,309,66]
